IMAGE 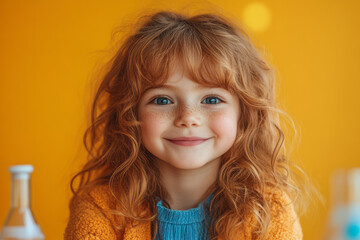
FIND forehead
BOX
[139,56,237,98]
[143,84,223,95]
[141,83,235,100]
[150,64,220,85]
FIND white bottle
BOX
[0,165,45,240]
[324,168,360,240]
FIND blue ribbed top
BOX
[154,194,213,240]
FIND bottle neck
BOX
[11,174,31,208]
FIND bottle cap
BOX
[9,165,34,179]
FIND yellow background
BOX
[1,1,359,239]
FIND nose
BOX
[174,105,202,128]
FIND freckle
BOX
[149,111,172,119]
[207,111,222,120]
[177,105,202,115]
[207,113,214,119]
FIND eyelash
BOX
[149,94,225,105]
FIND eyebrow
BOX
[144,84,216,93]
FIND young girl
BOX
[65,10,306,240]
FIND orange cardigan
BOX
[64,185,303,239]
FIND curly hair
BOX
[70,10,309,239]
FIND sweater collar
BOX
[155,194,213,224]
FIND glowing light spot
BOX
[243,2,271,32]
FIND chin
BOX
[167,160,210,170]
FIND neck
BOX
[156,158,220,210]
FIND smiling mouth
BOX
[165,138,209,146]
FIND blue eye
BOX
[150,95,224,105]
[152,97,172,105]
[202,96,222,104]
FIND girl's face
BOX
[138,66,240,171]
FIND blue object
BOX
[345,222,360,239]
[343,204,360,240]
[154,194,213,240]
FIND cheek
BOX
[140,111,170,140]
[209,110,238,139]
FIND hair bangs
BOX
[135,18,237,96]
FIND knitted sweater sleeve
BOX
[264,189,303,240]
[64,185,120,240]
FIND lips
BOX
[165,136,210,146]
[169,137,207,141]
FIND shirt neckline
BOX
[155,194,213,224]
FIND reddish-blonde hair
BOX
[70,10,309,239]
